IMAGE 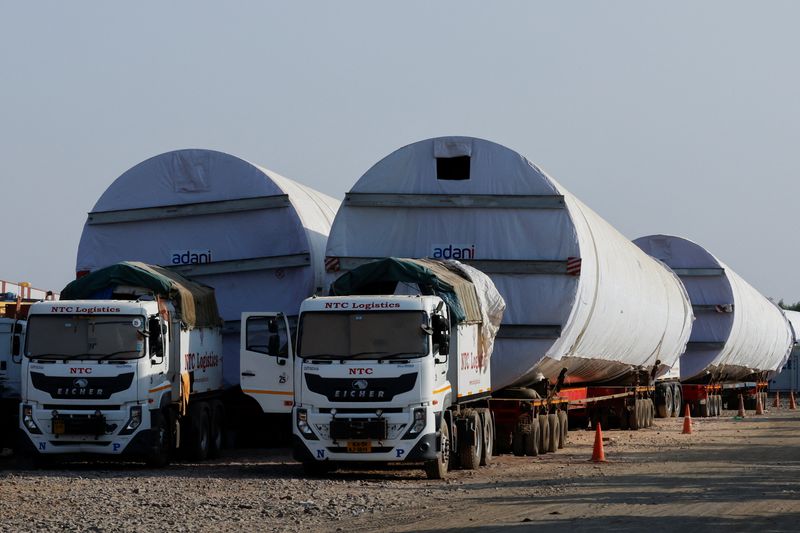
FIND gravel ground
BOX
[2,406,800,532]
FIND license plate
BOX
[53,419,65,435]
[346,441,372,453]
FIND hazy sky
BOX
[2,1,799,301]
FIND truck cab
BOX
[19,299,178,459]
[292,294,486,474]
[1,316,25,449]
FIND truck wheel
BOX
[512,428,525,457]
[672,385,682,418]
[629,400,640,430]
[547,414,559,453]
[425,419,450,479]
[459,411,483,470]
[557,410,568,448]
[524,422,539,456]
[657,385,672,418]
[479,410,493,466]
[209,401,224,459]
[187,405,211,461]
[145,410,171,468]
[537,414,550,454]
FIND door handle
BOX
[277,358,287,366]
[241,371,256,377]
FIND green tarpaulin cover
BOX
[61,261,221,328]
[329,257,482,324]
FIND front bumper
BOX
[19,403,151,456]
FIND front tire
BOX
[425,419,450,479]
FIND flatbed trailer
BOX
[681,381,769,416]
[489,382,657,458]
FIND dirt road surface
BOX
[2,408,799,532]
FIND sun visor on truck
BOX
[329,257,483,324]
[60,261,222,329]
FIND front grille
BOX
[31,372,134,400]
[330,418,388,440]
[304,372,417,402]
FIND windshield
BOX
[26,314,145,361]
[298,310,429,360]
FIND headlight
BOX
[403,408,427,438]
[22,405,42,434]
[119,406,142,435]
[295,408,318,440]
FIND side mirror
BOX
[268,333,280,355]
[149,317,164,361]
[268,319,279,334]
[11,335,21,361]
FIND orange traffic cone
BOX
[591,422,606,462]
[790,391,797,410]
[773,391,780,409]
[755,392,764,415]
[737,394,746,418]
[682,404,693,434]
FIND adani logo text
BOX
[170,249,213,265]
[431,244,475,260]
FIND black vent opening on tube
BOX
[436,156,470,181]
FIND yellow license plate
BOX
[346,441,372,453]
[53,419,65,435]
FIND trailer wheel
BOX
[699,400,709,418]
[629,400,640,431]
[524,422,539,456]
[479,410,493,466]
[512,428,525,457]
[717,394,724,417]
[557,410,568,448]
[648,399,656,427]
[547,414,559,453]
[425,418,450,479]
[672,385,682,418]
[657,385,673,418]
[537,414,550,453]
[186,404,211,461]
[459,411,483,470]
[209,401,224,459]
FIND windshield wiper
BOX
[375,352,419,360]
[96,350,140,361]
[31,354,90,361]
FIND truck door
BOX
[240,312,294,414]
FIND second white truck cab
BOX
[292,292,493,478]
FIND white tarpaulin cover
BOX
[634,235,793,382]
[77,149,340,387]
[326,136,693,389]
[444,260,506,366]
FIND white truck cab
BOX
[292,293,491,477]
[19,297,223,464]
[1,315,25,449]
